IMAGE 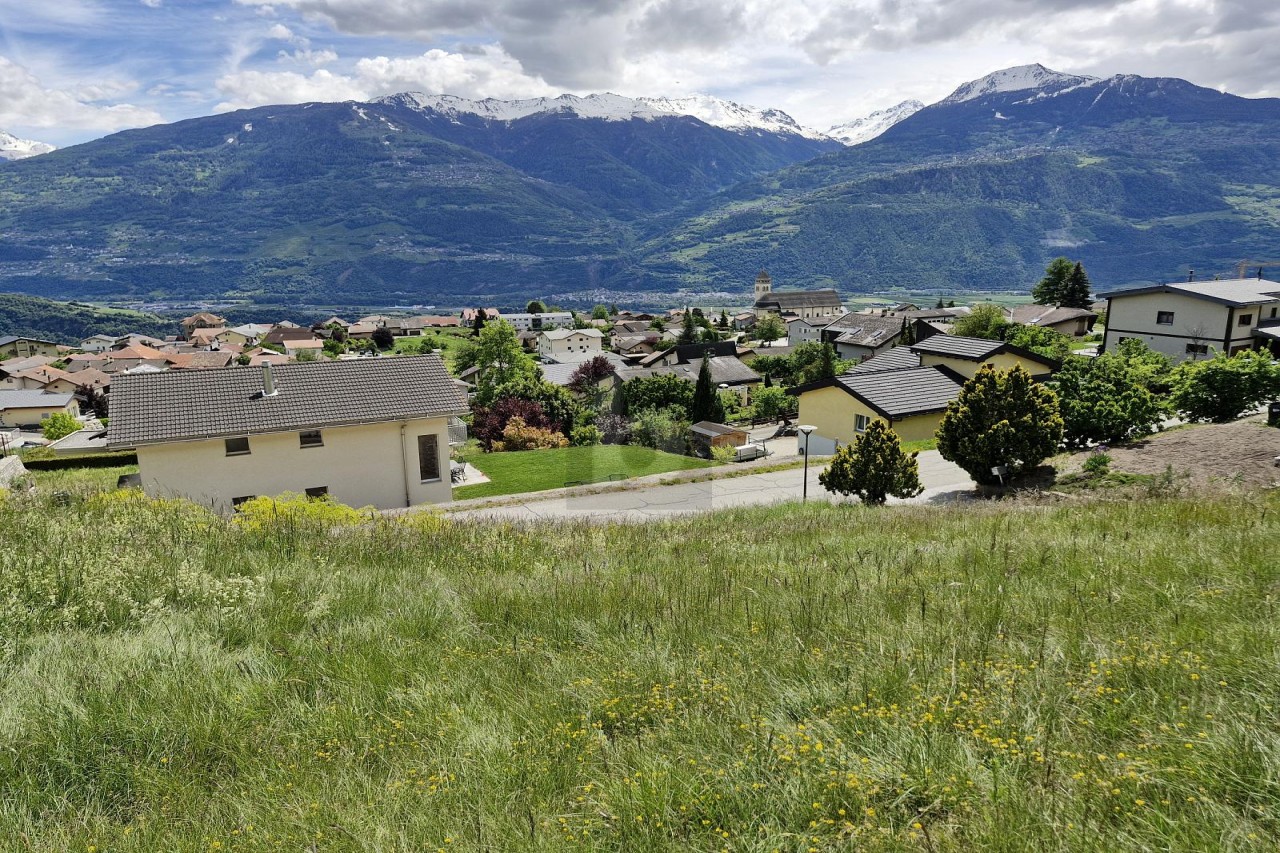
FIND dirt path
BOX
[1076,416,1280,486]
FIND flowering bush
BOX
[491,417,569,452]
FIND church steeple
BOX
[753,269,772,302]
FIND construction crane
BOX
[1235,260,1280,279]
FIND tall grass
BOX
[0,481,1277,851]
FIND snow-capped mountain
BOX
[0,130,55,161]
[637,95,830,140]
[378,92,829,140]
[941,63,1098,104]
[827,100,924,145]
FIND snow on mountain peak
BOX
[377,92,828,139]
[0,130,56,161]
[827,100,924,146]
[942,64,1099,104]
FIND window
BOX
[1271,307,1277,319]
[1238,313,1253,326]
[304,486,329,499]
[1185,343,1209,355]
[1156,311,1175,325]
[854,414,870,433]
[417,434,441,482]
[225,437,250,456]
[299,430,323,448]
[231,495,255,508]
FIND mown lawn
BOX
[454,445,715,500]
[0,477,1277,851]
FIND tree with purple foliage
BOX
[568,354,615,410]
[471,397,559,451]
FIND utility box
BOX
[1269,401,1280,427]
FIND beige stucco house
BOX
[1100,278,1280,361]
[537,328,604,358]
[106,355,469,513]
[0,390,78,428]
[789,334,1058,454]
[0,336,59,359]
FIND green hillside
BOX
[0,292,172,343]
[1,479,1276,850]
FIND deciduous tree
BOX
[755,313,786,346]
[1170,349,1280,422]
[1050,354,1166,448]
[951,304,1009,340]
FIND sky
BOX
[1,0,1278,147]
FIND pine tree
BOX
[818,420,923,505]
[678,308,698,345]
[1060,262,1093,309]
[690,355,724,423]
[936,364,1064,486]
[899,318,916,346]
[472,309,487,337]
[1033,257,1075,305]
[816,342,837,380]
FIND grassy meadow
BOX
[0,476,1277,851]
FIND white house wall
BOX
[136,417,453,512]
[1104,291,1279,361]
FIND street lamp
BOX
[798,424,816,502]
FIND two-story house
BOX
[537,328,604,358]
[1100,277,1280,361]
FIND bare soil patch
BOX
[1072,416,1280,487]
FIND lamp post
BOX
[798,424,816,502]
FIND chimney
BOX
[261,363,277,397]
[1187,269,1195,282]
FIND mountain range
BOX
[1,64,1278,310]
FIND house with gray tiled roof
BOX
[106,355,469,512]
[788,334,1058,454]
[0,389,78,428]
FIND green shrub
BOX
[818,420,923,505]
[41,412,81,441]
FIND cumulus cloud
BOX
[0,55,163,131]
[229,0,1280,105]
[213,44,555,111]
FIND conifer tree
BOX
[816,342,837,380]
[1032,257,1075,305]
[690,355,724,423]
[678,308,698,345]
[936,364,1064,486]
[1061,262,1093,309]
[819,420,923,505]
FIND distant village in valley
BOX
[4,262,1280,513]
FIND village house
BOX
[179,312,227,340]
[106,355,469,513]
[751,271,844,321]
[1007,304,1097,337]
[821,313,908,362]
[537,327,604,358]
[503,311,574,332]
[0,335,59,359]
[80,334,119,353]
[1100,276,1280,361]
[0,390,78,428]
[789,334,1058,454]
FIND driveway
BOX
[447,450,973,523]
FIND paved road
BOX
[448,450,973,523]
